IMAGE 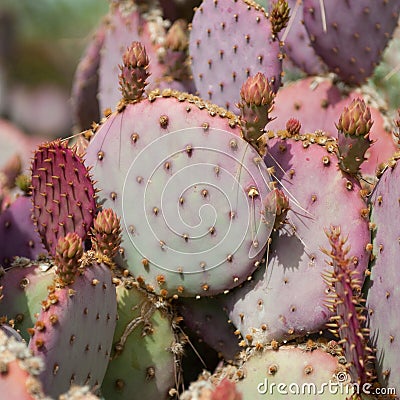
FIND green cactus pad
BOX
[235,345,351,399]
[0,260,56,342]
[101,278,178,400]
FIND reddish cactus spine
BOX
[336,98,374,175]
[322,226,375,386]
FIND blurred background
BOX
[0,0,108,139]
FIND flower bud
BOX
[91,208,121,259]
[119,41,150,102]
[286,117,301,136]
[55,232,84,286]
[336,98,373,137]
[270,0,290,36]
[240,73,275,107]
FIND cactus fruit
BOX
[118,41,150,103]
[366,154,400,395]
[0,196,47,267]
[163,19,194,93]
[285,117,301,136]
[28,251,117,398]
[0,153,22,192]
[269,0,290,36]
[54,233,84,287]
[238,73,276,148]
[98,1,183,112]
[101,277,179,400]
[165,19,189,53]
[335,92,397,182]
[90,208,121,262]
[0,260,56,342]
[222,132,370,343]
[31,140,97,255]
[302,0,400,85]
[189,0,284,111]
[212,378,242,400]
[322,226,374,387]
[85,44,274,297]
[335,98,374,175]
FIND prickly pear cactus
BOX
[267,77,398,182]
[85,44,275,298]
[0,259,56,342]
[189,0,284,111]
[280,0,327,76]
[98,0,177,112]
[0,196,47,267]
[302,0,400,85]
[181,342,351,400]
[335,97,374,175]
[101,277,179,400]
[178,296,240,360]
[0,328,48,400]
[71,22,105,131]
[322,226,375,386]
[222,132,370,343]
[367,154,400,395]
[28,250,117,398]
[31,140,97,255]
[5,1,400,398]
[234,344,350,399]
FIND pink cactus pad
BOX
[85,90,275,297]
[189,0,283,111]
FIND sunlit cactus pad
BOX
[85,90,275,297]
